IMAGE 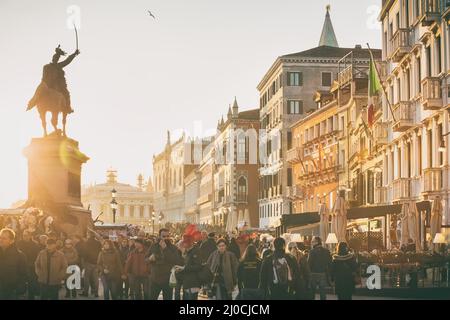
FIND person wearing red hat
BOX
[175,234,202,300]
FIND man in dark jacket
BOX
[80,232,101,297]
[259,237,299,300]
[0,228,28,299]
[118,237,131,299]
[307,236,331,300]
[17,230,41,299]
[176,234,202,300]
[148,228,184,300]
[199,232,216,264]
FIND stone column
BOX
[144,205,150,218]
[124,205,130,218]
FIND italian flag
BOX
[367,52,382,128]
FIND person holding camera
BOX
[148,228,184,300]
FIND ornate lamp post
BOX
[151,211,156,234]
[110,188,118,224]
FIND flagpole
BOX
[366,43,397,123]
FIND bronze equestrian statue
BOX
[27,45,80,136]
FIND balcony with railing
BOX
[286,147,302,164]
[375,186,388,204]
[423,168,443,194]
[421,77,442,110]
[392,101,414,132]
[286,185,303,200]
[390,28,411,62]
[373,122,389,147]
[420,0,442,26]
[392,178,412,201]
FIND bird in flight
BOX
[148,10,156,19]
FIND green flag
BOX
[369,55,382,97]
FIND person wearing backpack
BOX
[207,238,238,300]
[259,237,299,300]
[331,242,358,300]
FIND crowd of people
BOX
[0,223,361,300]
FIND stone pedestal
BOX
[23,132,93,236]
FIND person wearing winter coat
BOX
[207,238,239,300]
[61,239,79,298]
[331,242,358,300]
[259,237,299,300]
[0,228,28,300]
[307,236,332,300]
[80,232,101,298]
[16,230,40,299]
[287,242,311,300]
[199,232,217,264]
[117,237,131,299]
[148,228,184,300]
[175,234,202,300]
[124,239,149,300]
[35,239,68,300]
[228,237,241,260]
[237,244,262,300]
[97,240,123,300]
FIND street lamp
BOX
[110,188,118,224]
[110,198,118,224]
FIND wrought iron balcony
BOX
[420,0,442,26]
[423,167,443,194]
[390,28,411,62]
[392,178,412,201]
[392,101,414,132]
[421,77,442,110]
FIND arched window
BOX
[237,176,248,202]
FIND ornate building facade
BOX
[213,100,260,231]
[152,132,192,224]
[377,0,450,226]
[81,170,154,229]
[258,6,381,228]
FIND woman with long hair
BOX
[331,242,358,300]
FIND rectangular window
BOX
[287,72,303,86]
[437,36,442,74]
[322,72,332,87]
[287,131,292,150]
[417,135,422,174]
[417,56,421,93]
[287,168,293,187]
[287,100,303,114]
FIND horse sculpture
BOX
[27,45,79,137]
[27,81,70,136]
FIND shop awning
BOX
[279,201,431,230]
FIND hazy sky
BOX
[0,0,381,207]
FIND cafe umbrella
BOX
[318,202,330,243]
[331,194,347,242]
[430,196,443,246]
